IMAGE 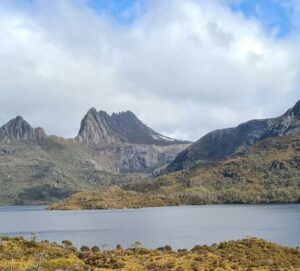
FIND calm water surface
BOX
[0,204,299,249]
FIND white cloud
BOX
[0,0,299,140]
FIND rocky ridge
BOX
[168,100,300,171]
[0,109,190,204]
[76,108,187,145]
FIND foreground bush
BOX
[0,236,299,270]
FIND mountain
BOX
[74,108,190,173]
[3,101,300,207]
[0,109,190,205]
[168,100,300,171]
[76,108,187,145]
[52,133,300,209]
[0,116,47,144]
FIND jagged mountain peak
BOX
[86,107,98,116]
[112,110,135,116]
[6,115,28,126]
[76,108,188,146]
[2,116,35,137]
[111,111,140,123]
[0,116,47,144]
[15,115,24,121]
[85,109,134,120]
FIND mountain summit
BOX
[76,108,188,145]
[0,116,47,143]
[168,99,300,171]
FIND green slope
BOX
[0,137,144,205]
[52,134,300,209]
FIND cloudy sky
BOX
[0,0,299,141]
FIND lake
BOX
[0,204,299,249]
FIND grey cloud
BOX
[207,22,234,48]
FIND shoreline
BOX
[48,201,300,211]
[0,202,299,211]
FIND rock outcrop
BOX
[0,116,47,144]
[76,108,188,145]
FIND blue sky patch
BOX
[229,0,293,37]
[87,0,142,24]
